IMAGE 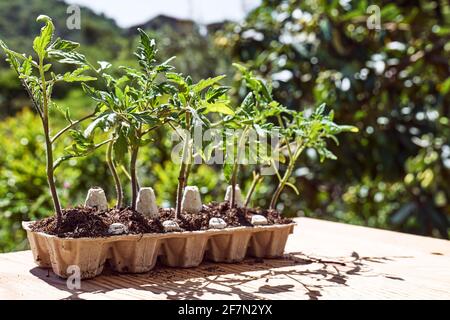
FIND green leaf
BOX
[206,86,230,102]
[64,108,72,123]
[240,92,255,113]
[20,57,33,77]
[232,62,249,74]
[315,103,326,116]
[33,15,54,60]
[204,101,234,115]
[50,38,79,52]
[129,112,159,126]
[156,56,176,72]
[42,63,52,72]
[84,112,115,138]
[167,72,188,92]
[191,75,226,93]
[223,162,233,182]
[49,50,87,65]
[114,130,128,164]
[64,74,96,82]
[135,28,157,70]
[62,65,96,82]
[317,147,337,162]
[258,79,272,101]
[439,77,450,94]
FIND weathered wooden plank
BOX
[0,217,449,300]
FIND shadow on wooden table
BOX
[29,251,411,300]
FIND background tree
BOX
[217,0,450,237]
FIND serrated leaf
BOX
[33,15,54,60]
[258,79,272,101]
[50,38,79,52]
[62,65,96,82]
[49,50,87,65]
[315,103,326,116]
[135,28,157,71]
[156,56,176,72]
[191,75,226,93]
[206,86,230,102]
[167,72,188,92]
[84,112,114,138]
[20,57,33,77]
[204,101,234,115]
[223,162,233,183]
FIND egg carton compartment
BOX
[22,221,295,279]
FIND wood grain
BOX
[0,217,449,300]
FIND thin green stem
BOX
[244,170,262,207]
[230,162,239,208]
[39,59,62,227]
[106,138,123,209]
[230,126,249,208]
[130,127,142,211]
[130,144,140,211]
[120,165,132,182]
[175,112,191,218]
[269,145,305,210]
[51,111,96,143]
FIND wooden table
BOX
[1,217,449,300]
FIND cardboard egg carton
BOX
[22,221,295,279]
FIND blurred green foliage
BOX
[217,0,450,237]
[0,0,449,252]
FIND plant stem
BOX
[269,146,305,210]
[51,112,95,143]
[130,126,142,211]
[44,119,62,226]
[184,162,192,190]
[175,112,191,218]
[106,139,123,209]
[244,171,262,207]
[120,165,132,181]
[269,165,292,210]
[39,60,62,227]
[230,127,249,208]
[130,144,140,211]
[230,161,239,208]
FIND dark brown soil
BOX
[159,201,292,231]
[31,206,163,238]
[30,202,292,238]
[31,207,109,238]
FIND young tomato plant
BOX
[223,63,279,208]
[269,103,358,210]
[167,72,232,217]
[83,29,177,211]
[0,15,97,227]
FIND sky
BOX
[65,0,260,27]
